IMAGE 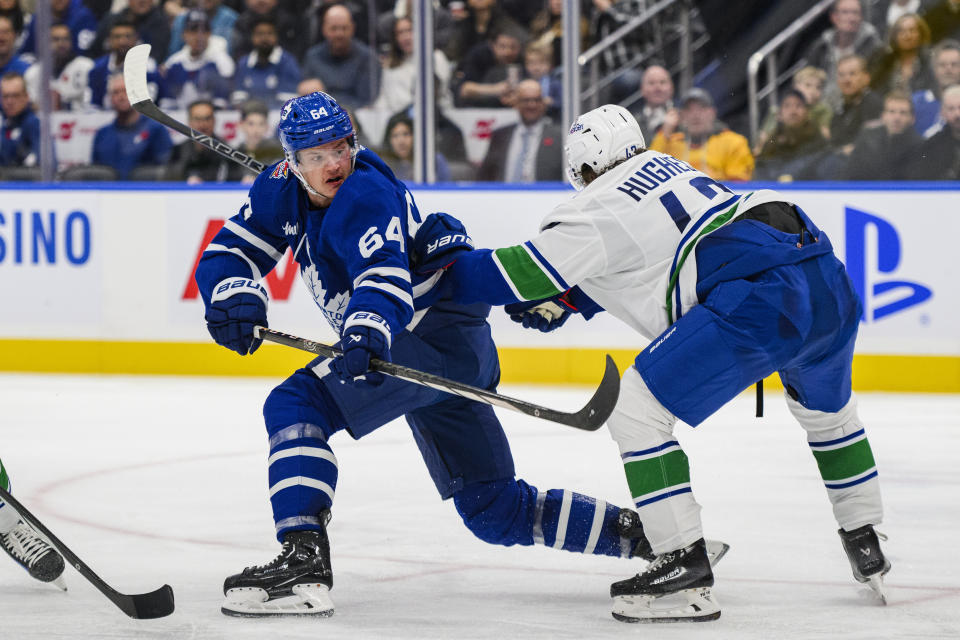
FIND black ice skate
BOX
[1,520,66,588]
[610,538,720,623]
[618,509,731,567]
[222,518,334,617]
[839,524,891,604]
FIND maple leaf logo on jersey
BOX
[300,248,351,331]
[271,161,289,179]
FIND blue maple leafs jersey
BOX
[195,148,445,345]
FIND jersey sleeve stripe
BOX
[524,241,569,291]
[411,270,444,299]
[352,266,411,289]
[492,245,564,301]
[223,219,285,262]
[356,280,414,309]
[204,243,263,280]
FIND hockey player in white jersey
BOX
[0,458,65,587]
[442,104,890,621]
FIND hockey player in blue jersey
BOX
[195,92,673,617]
[440,105,891,622]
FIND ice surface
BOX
[0,374,958,639]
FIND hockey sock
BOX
[0,458,18,534]
[454,479,635,558]
[787,394,883,529]
[267,423,339,541]
[607,367,704,554]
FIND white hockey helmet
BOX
[564,104,645,191]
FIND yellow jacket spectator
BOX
[649,88,755,181]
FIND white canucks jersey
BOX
[515,150,788,339]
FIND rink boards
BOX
[0,182,957,392]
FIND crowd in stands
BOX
[2,0,960,182]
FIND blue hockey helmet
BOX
[277,92,359,194]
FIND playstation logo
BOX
[845,207,932,322]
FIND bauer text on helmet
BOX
[565,105,645,191]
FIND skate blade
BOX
[612,587,721,623]
[51,575,67,592]
[866,574,887,605]
[705,540,730,567]
[221,583,334,617]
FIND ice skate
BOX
[617,509,730,567]
[610,538,720,623]
[839,524,891,604]
[222,520,334,617]
[1,520,66,588]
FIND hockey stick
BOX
[123,44,265,174]
[124,44,621,430]
[256,326,620,431]
[0,487,174,618]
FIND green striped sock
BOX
[622,444,692,506]
[0,458,9,492]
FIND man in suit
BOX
[477,79,563,182]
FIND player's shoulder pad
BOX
[245,160,298,226]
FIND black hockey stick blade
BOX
[123,44,265,174]
[0,486,175,619]
[255,326,620,430]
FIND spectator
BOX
[372,15,453,113]
[93,0,172,64]
[297,76,326,95]
[165,99,235,183]
[522,42,561,118]
[454,28,525,108]
[0,15,28,85]
[631,64,675,137]
[163,10,235,109]
[757,66,833,152]
[89,18,165,110]
[907,83,960,175]
[844,90,923,178]
[590,0,649,103]
[20,0,97,58]
[312,0,376,46]
[754,89,830,181]
[91,73,172,180]
[230,16,300,108]
[232,0,306,62]
[392,103,469,165]
[529,0,589,68]
[0,0,24,42]
[378,111,453,182]
[870,13,935,94]
[234,99,283,183]
[912,38,960,134]
[302,4,379,110]
[830,54,884,150]
[0,72,49,168]
[24,22,94,111]
[805,0,882,110]
[649,88,755,181]
[867,0,936,36]
[444,0,522,63]
[924,0,960,43]
[168,0,238,58]
[476,79,563,182]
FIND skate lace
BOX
[251,541,293,572]
[639,550,675,576]
[2,523,51,567]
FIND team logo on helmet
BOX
[280,102,293,121]
[569,121,584,134]
[271,161,289,179]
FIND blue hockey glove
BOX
[505,299,571,332]
[411,212,474,274]
[205,278,268,355]
[330,325,391,386]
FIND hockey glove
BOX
[504,299,570,332]
[330,325,391,387]
[205,278,268,356]
[411,212,474,274]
